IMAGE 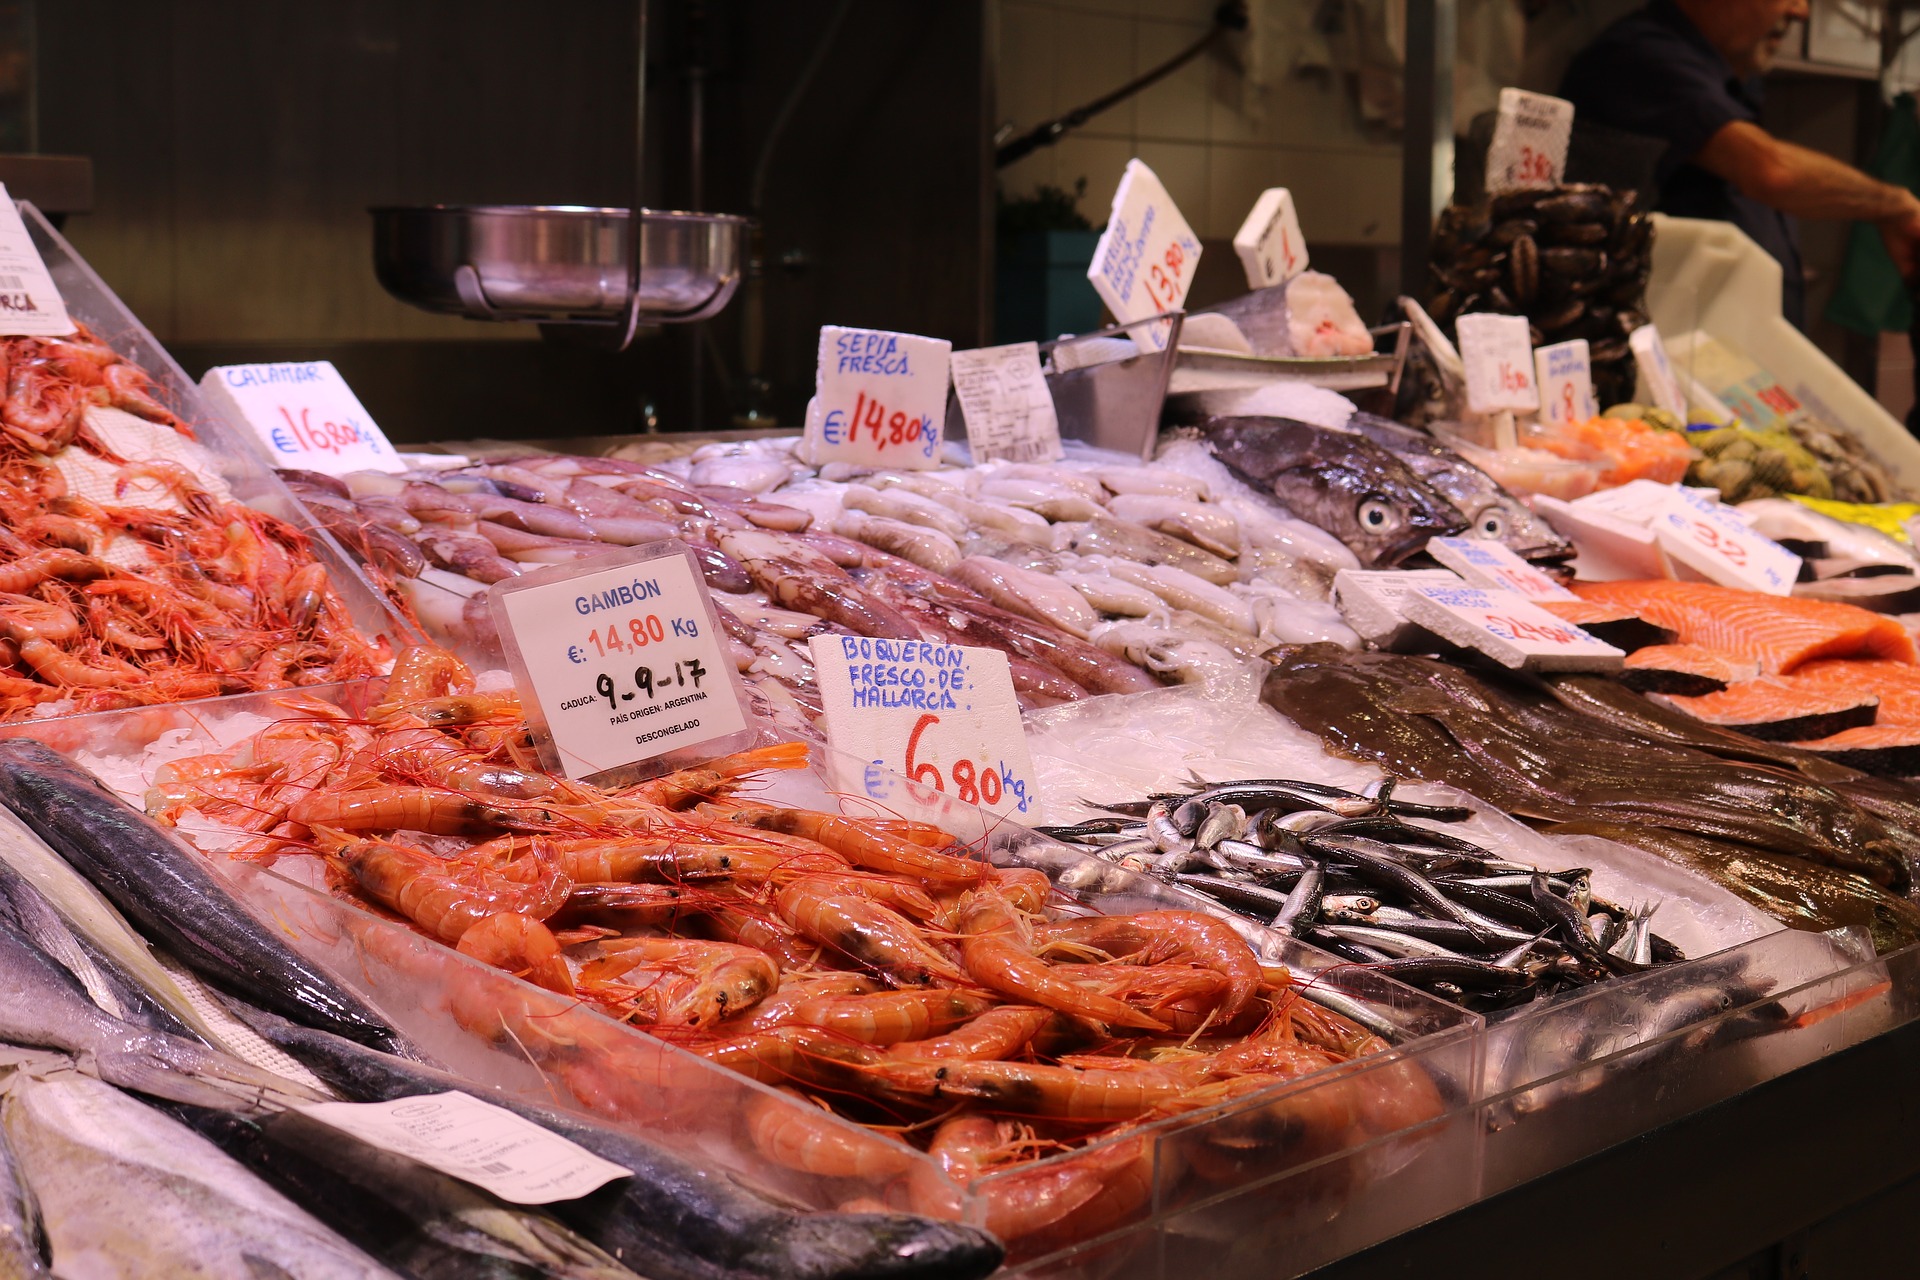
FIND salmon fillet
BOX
[1619,644,1762,695]
[1571,580,1919,673]
[1785,722,1920,777]
[1657,678,1878,741]
[1788,659,1920,723]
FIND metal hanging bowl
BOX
[371,204,747,327]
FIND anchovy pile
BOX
[1041,775,1684,1012]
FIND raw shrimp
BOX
[320,831,572,942]
[864,1056,1189,1122]
[578,937,779,1027]
[456,911,576,995]
[748,1090,917,1178]
[715,802,983,885]
[885,1004,1052,1061]
[1032,910,1263,1025]
[289,785,549,836]
[954,891,1166,1033]
[774,878,969,986]
[627,741,809,809]
[747,988,994,1046]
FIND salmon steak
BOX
[1571,580,1918,673]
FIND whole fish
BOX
[4,1071,398,1279]
[0,741,418,1059]
[225,1004,1007,1280]
[0,1099,45,1280]
[1345,411,1572,561]
[1201,416,1468,567]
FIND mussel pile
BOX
[1428,183,1653,406]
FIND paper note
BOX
[1534,339,1596,429]
[951,342,1061,464]
[0,187,72,336]
[1456,313,1540,414]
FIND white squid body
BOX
[1105,494,1242,559]
[1089,620,1245,686]
[832,509,961,573]
[948,556,1100,638]
[1053,569,1165,618]
[1092,558,1257,635]
[975,477,1105,523]
[839,483,970,539]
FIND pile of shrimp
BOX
[148,645,1445,1259]
[0,323,386,716]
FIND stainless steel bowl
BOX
[371,205,748,325]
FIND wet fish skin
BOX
[224,1004,1008,1280]
[1201,416,1468,567]
[0,1105,46,1280]
[1345,411,1572,561]
[5,1071,398,1279]
[0,741,417,1058]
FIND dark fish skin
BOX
[0,1098,48,1279]
[1345,411,1573,562]
[223,1004,1007,1280]
[1262,644,1914,894]
[1200,416,1468,567]
[0,740,418,1059]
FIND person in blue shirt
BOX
[1562,0,1920,329]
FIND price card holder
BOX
[1231,187,1308,290]
[1533,339,1596,428]
[200,360,403,475]
[1087,159,1202,353]
[489,543,759,783]
[0,188,72,335]
[1404,583,1623,673]
[950,341,1062,464]
[1426,536,1575,600]
[808,635,1038,821]
[1456,313,1540,415]
[1629,324,1688,418]
[1486,88,1574,194]
[1652,487,1801,595]
[802,326,952,470]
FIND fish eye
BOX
[1478,510,1508,538]
[1357,498,1399,531]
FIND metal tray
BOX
[1166,321,1412,417]
[371,204,747,325]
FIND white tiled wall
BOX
[994,0,1402,245]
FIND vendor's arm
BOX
[1696,120,1920,276]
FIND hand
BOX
[1876,190,1920,284]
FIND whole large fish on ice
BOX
[1200,416,1467,567]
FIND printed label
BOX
[490,545,750,780]
[951,342,1062,464]
[1534,339,1596,428]
[1456,313,1540,414]
[299,1092,630,1206]
[1231,187,1308,290]
[803,327,952,470]
[809,636,1037,819]
[201,361,402,475]
[0,188,72,336]
[1486,88,1574,194]
[1087,160,1202,352]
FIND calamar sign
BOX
[200,360,403,475]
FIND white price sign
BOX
[951,341,1061,464]
[490,545,751,780]
[0,188,72,336]
[299,1092,629,1206]
[1486,88,1574,194]
[1405,583,1623,672]
[802,326,951,470]
[1534,339,1596,428]
[1426,536,1575,600]
[809,636,1037,820]
[1652,487,1801,595]
[1087,160,1202,352]
[1232,187,1308,290]
[200,360,402,475]
[1629,324,1688,418]
[1456,313,1540,414]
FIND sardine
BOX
[1346,411,1572,561]
[4,1071,399,1279]
[0,741,419,1059]
[1201,416,1468,566]
[225,1005,1007,1280]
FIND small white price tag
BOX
[1404,583,1623,672]
[1486,88,1574,194]
[1533,339,1596,428]
[489,544,751,780]
[1531,493,1667,581]
[1629,324,1688,417]
[1231,187,1308,290]
[201,361,403,475]
[802,327,952,470]
[1652,486,1800,595]
[1329,567,1463,651]
[1087,160,1202,352]
[951,342,1061,464]
[1426,536,1575,600]
[298,1092,629,1206]
[809,636,1037,820]
[0,188,72,336]
[1456,313,1540,414]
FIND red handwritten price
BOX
[904,712,1022,808]
[273,405,365,456]
[1688,519,1748,567]
[1756,385,1801,417]
[1507,144,1554,185]
[1486,614,1580,645]
[1496,360,1531,394]
[839,391,929,453]
[1145,242,1187,311]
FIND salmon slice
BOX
[1786,659,1920,723]
[1619,644,1762,696]
[1535,599,1673,652]
[1786,723,1920,777]
[1657,678,1879,741]
[1571,580,1919,673]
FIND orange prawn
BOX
[712,801,983,884]
[578,937,779,1027]
[954,890,1165,1033]
[863,1056,1189,1122]
[455,911,575,995]
[773,878,969,986]
[627,741,809,809]
[288,785,551,836]
[1033,910,1263,1026]
[883,1003,1053,1062]
[320,830,573,943]
[745,988,993,1046]
[748,1090,917,1179]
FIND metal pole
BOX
[1400,0,1455,299]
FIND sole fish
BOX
[5,1071,398,1279]
[1570,579,1919,673]
[0,740,418,1059]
